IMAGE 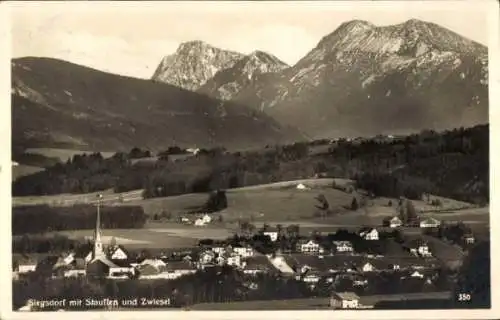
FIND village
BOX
[13,191,477,310]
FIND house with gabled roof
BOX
[389,216,403,228]
[332,241,354,253]
[199,249,216,265]
[359,228,379,240]
[242,256,275,275]
[330,292,360,309]
[232,244,254,258]
[404,239,432,258]
[263,229,279,242]
[296,239,324,255]
[15,255,38,274]
[463,233,475,245]
[420,217,440,228]
[108,245,129,260]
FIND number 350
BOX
[458,293,471,301]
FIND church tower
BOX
[93,193,105,259]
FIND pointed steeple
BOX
[93,193,105,259]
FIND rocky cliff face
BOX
[232,19,488,138]
[197,50,289,100]
[151,40,245,91]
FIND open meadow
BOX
[190,291,452,310]
[12,164,45,180]
[43,228,200,249]
[24,148,116,162]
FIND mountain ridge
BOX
[151,40,245,91]
[197,50,290,100]
[228,18,488,138]
[11,57,304,152]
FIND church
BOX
[85,194,136,279]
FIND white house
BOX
[16,257,38,274]
[297,240,323,254]
[296,183,309,190]
[353,278,369,287]
[212,246,226,255]
[406,240,432,258]
[108,264,136,279]
[226,254,242,268]
[187,148,200,155]
[232,245,254,258]
[390,216,403,228]
[109,245,128,260]
[330,292,360,309]
[360,262,375,273]
[141,259,167,269]
[332,241,354,253]
[464,234,475,244]
[302,273,321,283]
[359,228,379,241]
[420,217,440,228]
[194,218,206,226]
[263,231,279,242]
[202,214,212,224]
[199,250,216,264]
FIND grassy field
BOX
[12,189,144,207]
[11,177,488,238]
[190,291,451,310]
[121,186,354,222]
[44,228,199,249]
[12,164,45,180]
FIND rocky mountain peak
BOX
[196,49,289,101]
[337,19,376,32]
[243,50,289,70]
[151,41,244,91]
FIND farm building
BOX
[15,256,38,274]
[232,245,254,258]
[263,230,279,242]
[296,183,309,190]
[108,245,130,260]
[404,239,432,258]
[296,239,324,255]
[389,216,403,228]
[332,241,354,253]
[420,217,440,228]
[463,234,475,244]
[359,228,379,240]
[330,292,360,309]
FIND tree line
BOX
[13,125,488,205]
[12,205,147,235]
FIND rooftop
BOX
[332,292,360,301]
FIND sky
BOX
[10,1,493,79]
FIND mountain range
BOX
[12,18,489,153]
[154,19,489,139]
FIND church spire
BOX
[93,193,105,258]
